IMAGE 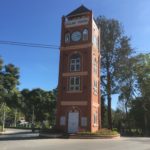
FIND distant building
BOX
[56,5,101,133]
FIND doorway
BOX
[68,112,79,133]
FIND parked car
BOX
[17,120,29,127]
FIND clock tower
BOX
[56,5,101,133]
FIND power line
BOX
[0,40,60,49]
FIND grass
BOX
[78,128,119,136]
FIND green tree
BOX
[96,17,134,129]
[117,56,136,129]
[112,108,125,132]
[134,53,150,135]
[21,88,57,127]
[101,96,107,127]
[129,97,145,133]
[0,57,20,131]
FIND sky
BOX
[0,0,150,109]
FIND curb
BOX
[39,132,120,139]
[39,133,64,138]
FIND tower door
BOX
[68,112,79,133]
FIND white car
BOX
[18,120,29,126]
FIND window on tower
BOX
[94,112,98,125]
[93,58,98,74]
[69,76,80,91]
[83,29,88,41]
[70,54,80,72]
[92,36,97,47]
[65,33,70,43]
[93,80,98,95]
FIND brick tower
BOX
[56,5,101,133]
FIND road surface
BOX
[0,129,150,150]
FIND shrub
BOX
[78,128,119,136]
[96,128,119,136]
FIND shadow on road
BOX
[0,129,50,141]
[0,136,44,141]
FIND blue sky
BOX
[0,0,149,109]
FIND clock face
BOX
[71,31,81,42]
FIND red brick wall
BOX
[56,10,101,132]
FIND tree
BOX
[101,96,107,127]
[112,108,125,132]
[134,53,150,135]
[96,17,134,129]
[21,88,57,127]
[129,97,145,133]
[117,55,136,129]
[0,57,20,131]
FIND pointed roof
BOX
[67,5,91,17]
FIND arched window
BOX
[83,29,88,41]
[65,33,70,43]
[70,54,80,72]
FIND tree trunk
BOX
[125,102,128,117]
[144,112,148,136]
[108,94,112,129]
[107,72,112,130]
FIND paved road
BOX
[0,129,150,150]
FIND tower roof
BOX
[66,5,91,17]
